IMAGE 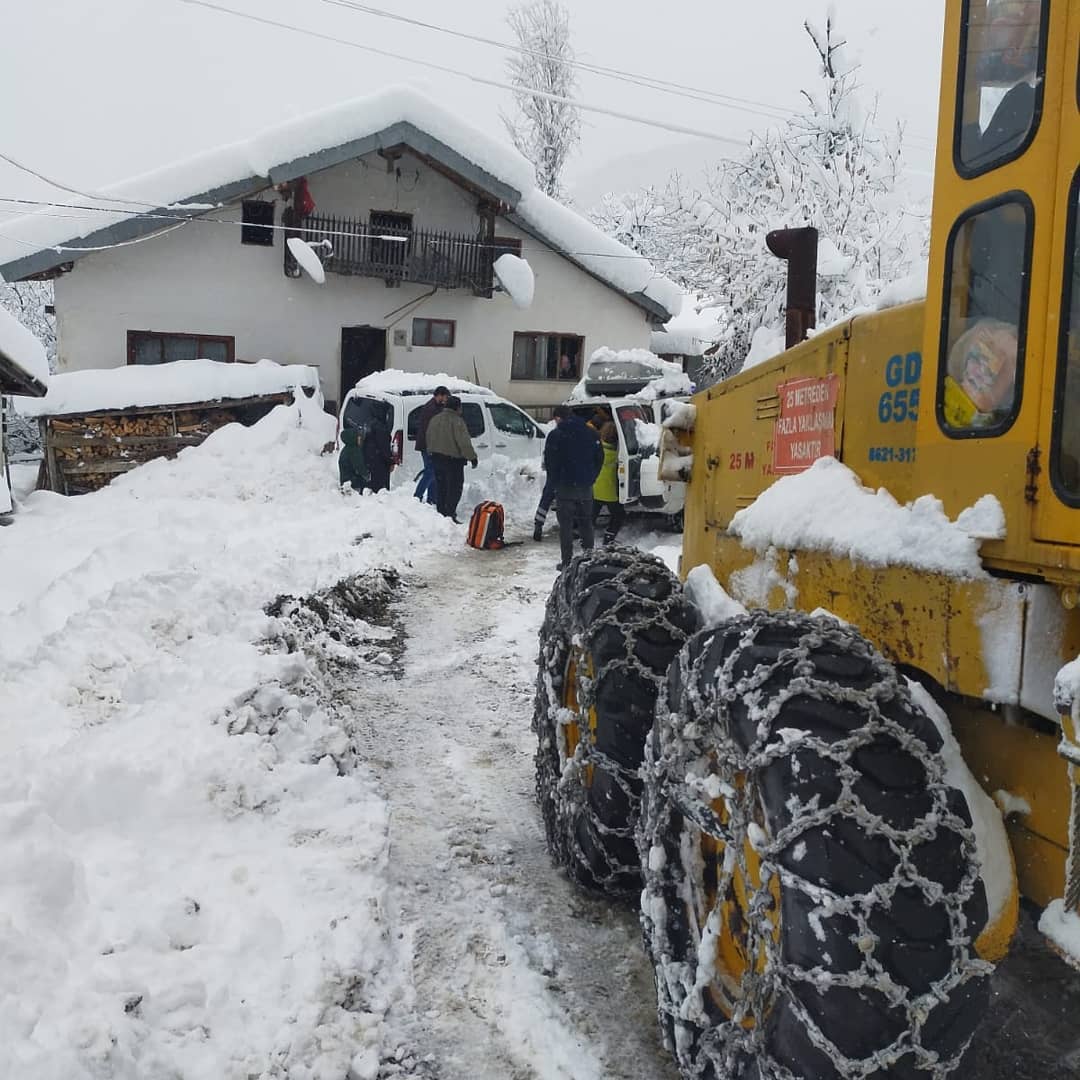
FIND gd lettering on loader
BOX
[532,1,1080,1077]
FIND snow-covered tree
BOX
[501,0,581,199]
[592,14,928,382]
[1,279,55,456]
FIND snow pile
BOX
[0,304,49,390]
[741,325,787,372]
[16,358,319,417]
[729,457,1006,578]
[493,252,535,309]
[907,682,1015,933]
[0,394,473,1079]
[650,296,725,358]
[286,237,326,284]
[683,564,747,627]
[569,347,692,402]
[351,369,494,398]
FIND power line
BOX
[0,194,665,262]
[0,150,164,211]
[298,0,937,150]
[176,0,750,148]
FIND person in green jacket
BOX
[592,421,625,545]
[338,427,369,492]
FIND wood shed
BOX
[17,359,320,495]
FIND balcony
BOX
[285,214,494,294]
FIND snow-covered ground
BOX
[0,398,674,1079]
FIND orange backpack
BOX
[466,501,506,550]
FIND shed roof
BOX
[0,86,681,321]
[0,307,49,397]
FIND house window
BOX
[127,331,235,365]
[241,200,275,246]
[412,318,456,347]
[493,236,523,259]
[511,332,583,381]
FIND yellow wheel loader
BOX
[532,1,1080,1076]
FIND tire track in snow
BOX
[347,543,678,1080]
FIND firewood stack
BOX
[41,395,288,495]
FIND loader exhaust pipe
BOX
[766,226,818,350]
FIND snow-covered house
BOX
[0,87,681,416]
[0,306,48,515]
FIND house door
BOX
[340,326,386,397]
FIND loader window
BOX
[938,195,1032,437]
[955,0,1047,177]
[1051,171,1080,504]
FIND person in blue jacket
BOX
[542,405,604,570]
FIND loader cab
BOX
[918,0,1080,576]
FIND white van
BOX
[337,371,546,487]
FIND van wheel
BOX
[639,610,992,1079]
[533,547,699,895]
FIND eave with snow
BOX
[0,306,49,398]
[0,87,680,411]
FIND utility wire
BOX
[295,0,936,150]
[177,0,750,148]
[0,194,666,261]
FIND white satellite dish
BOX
[493,252,535,310]
[287,237,327,285]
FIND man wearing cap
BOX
[413,385,450,504]
[425,395,478,522]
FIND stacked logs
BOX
[44,404,245,494]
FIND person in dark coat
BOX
[413,385,450,503]
[424,395,478,522]
[338,427,368,492]
[543,405,603,569]
[363,415,394,493]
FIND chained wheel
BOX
[639,611,992,1079]
[533,547,699,895]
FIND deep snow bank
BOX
[0,396,471,1079]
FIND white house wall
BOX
[53,151,654,409]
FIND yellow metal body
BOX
[680,0,1080,915]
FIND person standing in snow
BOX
[543,405,603,569]
[363,412,394,493]
[338,427,369,492]
[413,385,449,504]
[425,395,477,522]
[592,421,625,545]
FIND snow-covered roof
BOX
[0,86,681,320]
[349,369,494,399]
[650,295,725,356]
[0,306,49,397]
[15,358,318,417]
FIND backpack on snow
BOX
[466,501,506,550]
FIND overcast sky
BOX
[0,0,945,212]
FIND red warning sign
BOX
[773,374,839,474]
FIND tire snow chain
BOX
[639,616,992,1080]
[535,551,696,893]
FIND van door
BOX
[614,403,648,503]
[485,401,545,463]
[460,400,491,462]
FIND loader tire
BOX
[639,610,992,1080]
[533,546,699,895]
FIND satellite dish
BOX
[286,237,327,284]
[493,252,534,309]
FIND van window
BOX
[616,404,648,455]
[955,0,1047,177]
[488,401,536,437]
[343,396,392,432]
[938,195,1032,436]
[461,402,485,438]
[1052,170,1080,503]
